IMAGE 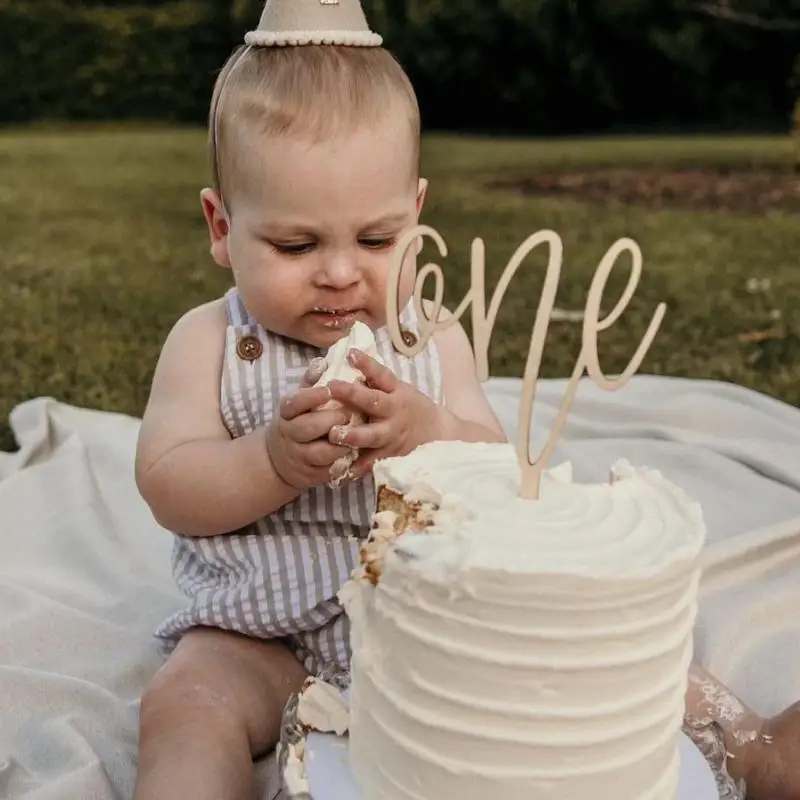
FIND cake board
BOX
[277,683,742,800]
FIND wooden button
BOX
[236,335,263,362]
[400,329,418,348]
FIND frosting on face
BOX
[342,440,705,800]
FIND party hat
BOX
[245,0,383,47]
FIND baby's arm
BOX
[432,307,506,444]
[135,301,300,536]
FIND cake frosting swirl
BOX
[340,440,706,800]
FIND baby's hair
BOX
[209,45,421,211]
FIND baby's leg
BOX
[685,663,766,784]
[133,626,309,800]
[686,663,800,800]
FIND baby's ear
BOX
[200,188,232,268]
[416,178,428,217]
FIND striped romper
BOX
[154,287,443,675]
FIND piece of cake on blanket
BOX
[339,440,706,800]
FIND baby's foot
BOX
[739,701,800,800]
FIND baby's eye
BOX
[270,241,315,256]
[359,237,396,250]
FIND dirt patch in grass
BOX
[489,165,800,213]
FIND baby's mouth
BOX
[310,307,360,329]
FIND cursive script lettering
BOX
[385,225,667,500]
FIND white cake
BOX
[339,440,706,800]
[316,321,384,390]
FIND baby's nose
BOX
[319,253,360,288]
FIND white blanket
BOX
[1,376,799,800]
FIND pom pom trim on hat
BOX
[244,29,383,47]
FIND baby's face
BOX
[214,119,424,349]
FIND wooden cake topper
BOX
[386,226,666,500]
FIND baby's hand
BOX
[326,349,442,478]
[266,363,352,490]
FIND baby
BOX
[131,3,800,799]
[131,4,505,799]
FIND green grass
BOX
[0,127,798,452]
